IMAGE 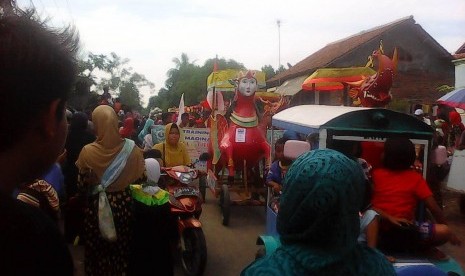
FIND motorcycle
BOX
[161,152,210,276]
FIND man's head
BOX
[181,113,189,124]
[414,109,424,118]
[162,112,173,124]
[274,137,287,161]
[0,6,78,189]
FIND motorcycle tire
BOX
[198,174,207,203]
[220,184,230,226]
[460,194,465,215]
[180,228,207,276]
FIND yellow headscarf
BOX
[153,123,190,167]
[76,105,144,192]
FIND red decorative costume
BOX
[218,71,271,177]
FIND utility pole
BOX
[277,19,281,70]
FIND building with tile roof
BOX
[268,16,455,106]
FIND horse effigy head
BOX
[348,43,398,107]
[232,70,258,97]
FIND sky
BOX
[17,0,465,107]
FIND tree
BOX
[276,64,287,74]
[147,54,246,112]
[261,65,276,80]
[69,52,155,112]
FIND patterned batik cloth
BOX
[84,189,133,276]
[242,149,395,276]
[17,179,60,220]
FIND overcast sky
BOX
[18,0,465,106]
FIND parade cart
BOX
[257,105,464,275]
[205,69,273,226]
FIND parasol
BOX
[437,88,465,109]
[301,67,376,91]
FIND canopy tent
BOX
[301,67,376,91]
[274,75,308,96]
[272,105,370,134]
[272,105,433,139]
[272,105,434,177]
[207,69,266,92]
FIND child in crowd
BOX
[371,137,461,258]
[266,138,292,212]
[327,139,396,261]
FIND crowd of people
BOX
[0,5,201,275]
[1,3,463,276]
[254,134,462,275]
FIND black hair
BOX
[275,137,288,149]
[383,137,416,170]
[0,5,79,152]
[161,112,172,124]
[181,113,189,119]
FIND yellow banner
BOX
[207,69,266,92]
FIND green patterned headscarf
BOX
[241,149,395,275]
[278,149,364,251]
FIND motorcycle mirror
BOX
[199,152,211,162]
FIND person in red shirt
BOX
[371,137,460,254]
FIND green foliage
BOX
[437,84,455,93]
[147,54,245,112]
[277,65,286,74]
[70,52,154,112]
[261,65,276,80]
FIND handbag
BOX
[94,139,135,241]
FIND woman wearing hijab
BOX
[63,112,96,242]
[119,115,135,139]
[130,158,175,275]
[152,123,190,167]
[138,118,155,151]
[242,149,394,275]
[76,105,145,275]
[64,112,96,197]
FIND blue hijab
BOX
[242,149,394,275]
[137,118,154,142]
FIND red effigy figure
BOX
[349,43,398,107]
[219,71,271,181]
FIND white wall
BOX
[453,58,465,88]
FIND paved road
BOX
[70,187,465,275]
[181,190,266,276]
[438,190,465,270]
[70,188,266,276]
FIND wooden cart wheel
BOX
[220,184,230,226]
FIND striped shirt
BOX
[17,179,60,220]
